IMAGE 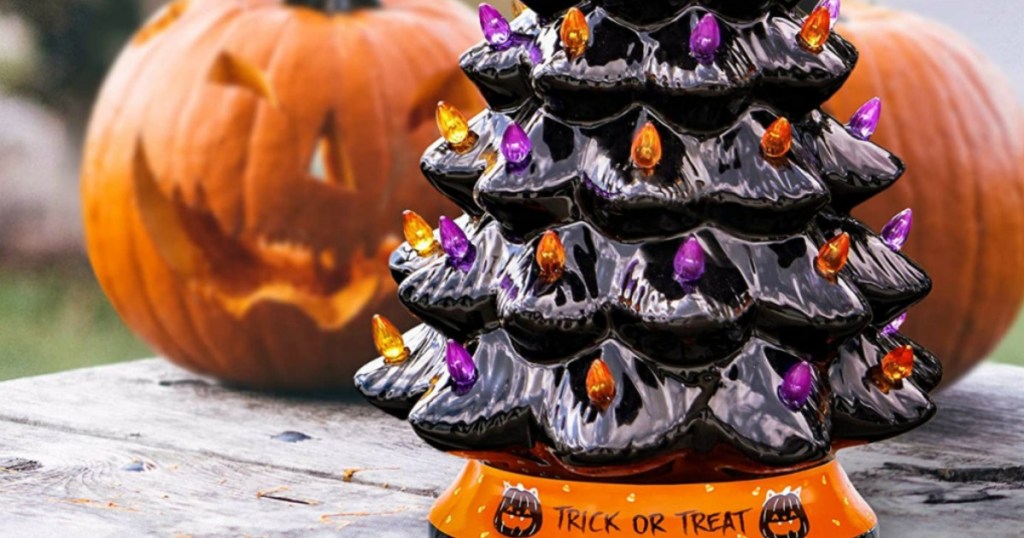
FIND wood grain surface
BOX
[0,360,1020,537]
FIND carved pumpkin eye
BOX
[208,52,278,107]
[134,0,189,45]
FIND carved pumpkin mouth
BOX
[501,512,534,530]
[768,519,802,534]
[133,142,396,329]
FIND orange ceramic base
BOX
[429,459,878,538]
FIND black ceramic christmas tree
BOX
[357,0,941,536]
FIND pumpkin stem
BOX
[286,0,381,12]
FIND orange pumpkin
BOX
[81,0,483,390]
[828,1,1024,385]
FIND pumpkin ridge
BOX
[179,287,242,381]
[240,12,301,240]
[126,205,200,371]
[165,264,237,379]
[210,8,284,236]
[893,29,962,358]
[847,20,953,356]
[133,143,235,375]
[363,20,414,205]
[82,0,198,319]
[916,26,1024,351]
[240,12,301,222]
[911,29,981,362]
[833,2,1024,383]
[164,4,255,237]
[339,19,397,219]
[926,27,1024,361]
[85,3,230,362]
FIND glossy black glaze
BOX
[285,0,379,11]
[356,324,939,481]
[830,331,941,441]
[460,12,541,112]
[388,216,932,368]
[460,4,856,132]
[397,217,510,338]
[817,212,932,323]
[529,6,856,132]
[354,324,448,419]
[494,222,873,364]
[403,329,830,470]
[432,105,905,243]
[517,0,579,18]
[356,0,942,483]
[599,0,803,24]
[420,111,517,217]
[797,111,906,213]
[520,0,804,22]
[474,108,582,239]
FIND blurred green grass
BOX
[991,314,1024,366]
[0,266,1021,381]
[0,266,151,381]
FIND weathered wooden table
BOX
[0,360,1020,537]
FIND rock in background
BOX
[0,1,141,262]
[0,96,78,259]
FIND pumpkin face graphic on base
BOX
[493,482,543,537]
[760,487,810,538]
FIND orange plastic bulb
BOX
[586,358,616,411]
[816,232,851,280]
[372,314,409,365]
[402,210,439,257]
[436,101,477,152]
[536,230,566,283]
[881,345,915,383]
[511,0,528,16]
[761,117,793,159]
[560,8,589,60]
[631,122,663,172]
[799,7,832,53]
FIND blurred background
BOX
[0,0,1022,381]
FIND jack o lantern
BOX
[827,1,1024,385]
[492,482,543,537]
[81,0,483,390]
[759,487,809,538]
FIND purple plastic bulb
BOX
[501,122,532,165]
[673,237,706,285]
[689,14,721,66]
[881,208,913,251]
[778,361,814,410]
[816,0,841,26]
[882,312,908,336]
[439,216,476,271]
[528,41,543,65]
[479,3,511,48]
[446,340,479,393]
[848,97,882,141]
